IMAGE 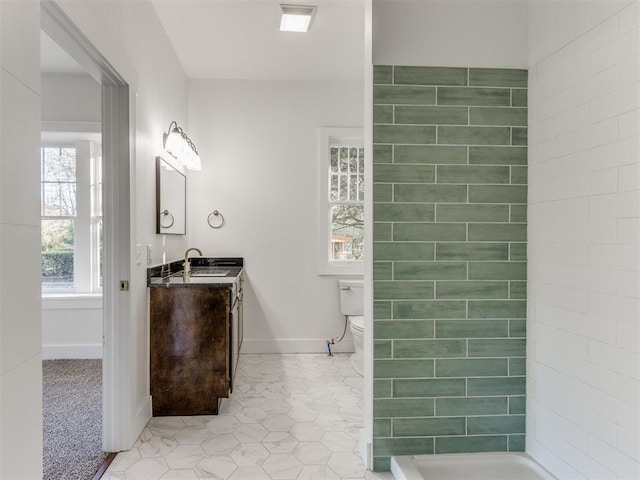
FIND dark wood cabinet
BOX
[148,257,244,416]
[230,274,243,392]
[150,284,235,416]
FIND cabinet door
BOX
[230,273,244,391]
[150,286,229,416]
[230,295,239,392]
[238,286,244,351]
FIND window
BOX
[41,139,102,293]
[317,127,364,275]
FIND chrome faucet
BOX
[183,247,203,282]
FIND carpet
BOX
[43,359,109,480]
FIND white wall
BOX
[0,0,188,468]
[372,0,528,68]
[0,0,43,476]
[527,1,640,478]
[188,79,363,353]
[54,0,190,448]
[42,297,102,359]
[41,73,104,359]
[41,72,100,124]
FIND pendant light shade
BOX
[163,121,201,171]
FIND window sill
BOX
[42,293,103,310]
[318,263,364,276]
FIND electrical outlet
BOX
[146,244,153,265]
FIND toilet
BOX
[338,279,364,376]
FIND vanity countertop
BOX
[147,257,243,288]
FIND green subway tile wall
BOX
[372,65,527,469]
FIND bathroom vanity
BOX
[147,257,244,415]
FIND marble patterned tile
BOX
[365,471,395,480]
[101,472,126,480]
[201,433,239,455]
[315,412,348,432]
[289,422,325,442]
[333,393,360,406]
[261,399,292,415]
[107,448,142,472]
[261,388,288,400]
[235,407,268,424]
[261,453,303,479]
[149,416,187,431]
[233,423,269,443]
[206,415,241,434]
[105,354,390,480]
[286,406,318,423]
[292,442,332,465]
[327,452,367,478]
[297,465,341,479]
[196,456,237,479]
[125,457,170,479]
[262,432,299,454]
[338,405,364,424]
[217,401,244,417]
[228,466,271,480]
[138,434,178,458]
[321,431,358,453]
[262,414,295,432]
[160,468,199,479]
[326,382,353,395]
[182,415,210,426]
[285,393,314,406]
[134,427,153,446]
[165,445,205,469]
[229,443,270,467]
[238,397,267,408]
[176,425,214,444]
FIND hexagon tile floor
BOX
[103,353,393,480]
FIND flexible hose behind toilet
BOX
[326,315,349,356]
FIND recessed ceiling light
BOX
[280,4,316,33]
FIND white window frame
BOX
[317,127,364,276]
[41,132,102,294]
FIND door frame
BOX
[41,0,133,452]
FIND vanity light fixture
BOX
[163,121,201,171]
[279,4,316,32]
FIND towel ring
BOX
[207,210,225,229]
[160,210,175,228]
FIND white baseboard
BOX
[359,428,372,469]
[241,338,355,354]
[42,343,103,359]
[131,395,153,449]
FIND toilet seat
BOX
[349,315,365,331]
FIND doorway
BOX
[41,0,133,454]
[40,27,106,477]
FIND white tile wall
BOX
[0,0,42,477]
[0,224,42,374]
[0,0,40,94]
[528,1,640,478]
[0,69,40,227]
[0,357,43,479]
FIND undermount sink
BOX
[170,268,230,278]
[190,268,230,277]
[149,257,243,287]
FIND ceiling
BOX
[40,1,364,82]
[40,31,87,74]
[149,0,365,82]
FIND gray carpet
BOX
[43,359,109,480]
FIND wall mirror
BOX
[156,156,186,235]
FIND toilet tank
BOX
[338,279,364,316]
